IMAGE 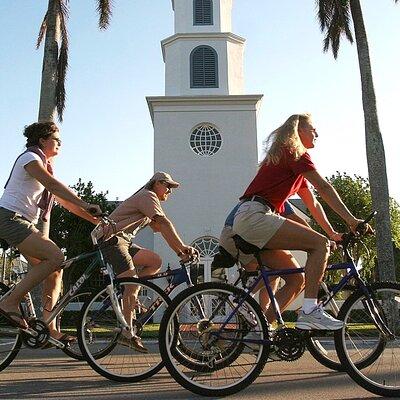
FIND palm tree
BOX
[31,0,113,314]
[36,0,113,122]
[316,0,398,282]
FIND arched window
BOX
[190,46,218,88]
[193,0,213,25]
[191,236,220,258]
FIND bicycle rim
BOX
[160,282,270,397]
[335,282,400,397]
[58,291,93,360]
[0,283,21,371]
[306,289,343,371]
[78,278,170,382]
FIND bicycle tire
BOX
[57,290,95,360]
[171,303,247,372]
[0,282,22,371]
[335,281,400,397]
[305,285,344,371]
[159,282,270,397]
[78,277,170,382]
[306,332,344,371]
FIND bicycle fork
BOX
[106,283,131,333]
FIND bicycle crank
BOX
[21,318,50,349]
[273,327,306,362]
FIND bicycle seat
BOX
[0,238,10,251]
[232,235,260,255]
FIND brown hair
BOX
[259,113,312,167]
[23,122,59,148]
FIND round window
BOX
[189,124,222,157]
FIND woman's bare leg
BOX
[0,232,64,326]
[265,220,330,299]
[244,250,305,323]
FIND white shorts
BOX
[219,201,285,265]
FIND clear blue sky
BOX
[0,1,399,203]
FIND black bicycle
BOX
[159,212,400,397]
[0,218,118,368]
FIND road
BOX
[0,348,379,400]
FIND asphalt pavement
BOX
[0,348,380,400]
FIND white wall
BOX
[148,96,262,275]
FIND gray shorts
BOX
[100,234,143,275]
[0,207,38,247]
[219,201,285,265]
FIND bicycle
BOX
[77,242,257,382]
[0,217,125,368]
[158,212,400,397]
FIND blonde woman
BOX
[220,113,363,330]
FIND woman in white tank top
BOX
[0,122,102,342]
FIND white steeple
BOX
[172,0,232,33]
[146,1,262,302]
[163,0,245,96]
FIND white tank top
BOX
[0,152,45,223]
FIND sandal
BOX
[117,333,148,353]
[0,307,28,330]
[42,333,77,349]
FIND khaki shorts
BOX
[100,234,143,276]
[219,201,285,265]
[0,207,38,247]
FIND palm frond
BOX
[36,12,48,49]
[56,0,70,122]
[96,0,113,30]
[316,0,353,59]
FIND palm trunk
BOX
[350,0,395,281]
[38,0,60,122]
[33,0,60,314]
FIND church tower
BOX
[147,0,263,282]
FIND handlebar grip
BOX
[355,211,376,234]
[363,211,377,225]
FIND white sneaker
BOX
[296,306,344,331]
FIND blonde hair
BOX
[259,113,312,167]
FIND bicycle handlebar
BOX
[340,210,376,250]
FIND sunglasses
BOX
[160,181,173,190]
[51,137,62,146]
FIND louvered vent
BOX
[194,0,213,25]
[191,46,218,88]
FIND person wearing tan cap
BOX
[95,171,197,352]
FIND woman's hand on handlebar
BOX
[179,245,199,262]
[347,217,365,234]
[329,231,343,242]
[85,204,103,217]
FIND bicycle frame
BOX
[0,246,121,347]
[208,255,374,346]
[126,261,249,327]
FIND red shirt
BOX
[242,150,316,213]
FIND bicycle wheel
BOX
[335,282,400,397]
[0,282,22,371]
[306,283,344,371]
[78,277,170,382]
[57,290,93,360]
[159,282,270,397]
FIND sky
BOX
[0,0,399,203]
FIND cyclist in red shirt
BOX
[220,113,363,330]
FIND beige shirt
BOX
[101,189,165,240]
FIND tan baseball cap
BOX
[148,171,180,188]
